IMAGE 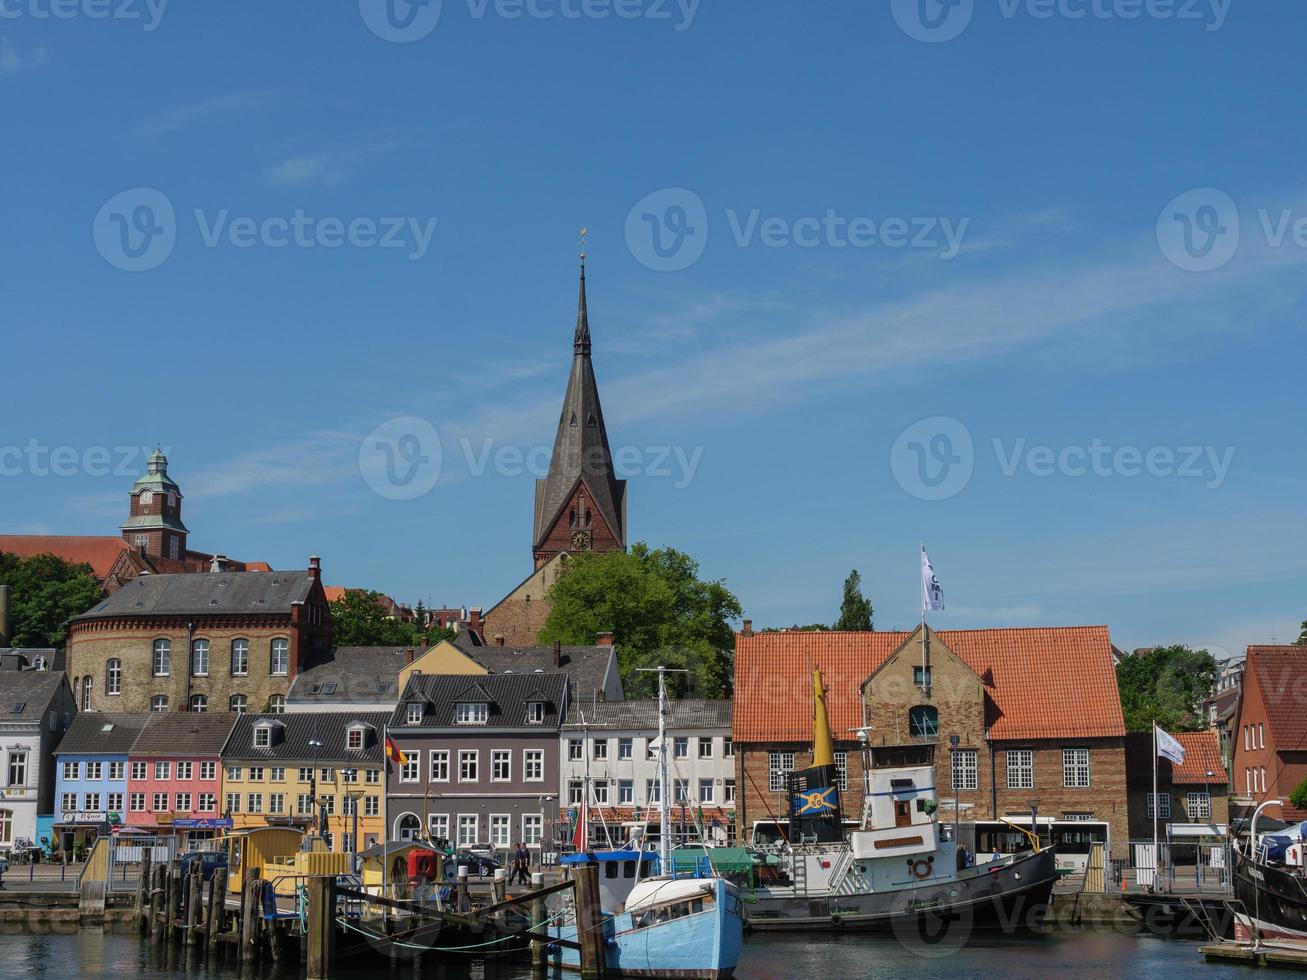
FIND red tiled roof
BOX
[1245,645,1307,751]
[1172,730,1228,784]
[0,535,127,578]
[733,626,1124,743]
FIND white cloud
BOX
[0,39,47,78]
[136,90,264,137]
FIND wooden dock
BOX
[1201,942,1307,970]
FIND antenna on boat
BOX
[637,666,688,874]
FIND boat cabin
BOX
[560,850,659,912]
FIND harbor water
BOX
[0,928,1257,979]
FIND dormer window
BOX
[455,702,488,725]
[405,702,423,725]
[253,722,278,748]
[526,702,545,724]
[346,724,372,750]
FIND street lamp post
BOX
[344,769,364,873]
[308,730,324,844]
[1027,798,1041,852]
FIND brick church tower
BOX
[531,261,628,569]
[120,448,189,560]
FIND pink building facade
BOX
[124,713,237,844]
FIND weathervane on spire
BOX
[579,226,588,268]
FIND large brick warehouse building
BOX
[732,624,1129,861]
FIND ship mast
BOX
[811,668,835,768]
[637,665,686,873]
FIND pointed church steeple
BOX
[533,257,627,568]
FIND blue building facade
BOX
[52,713,152,851]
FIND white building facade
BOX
[0,671,75,853]
[559,700,735,848]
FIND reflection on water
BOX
[0,927,1256,979]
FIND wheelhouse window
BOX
[908,705,939,739]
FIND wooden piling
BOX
[166,861,183,942]
[457,865,470,914]
[530,871,547,969]
[492,869,507,929]
[185,863,203,945]
[150,863,167,942]
[136,850,152,936]
[241,874,261,963]
[206,867,226,953]
[573,861,607,979]
[305,875,337,980]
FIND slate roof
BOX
[287,647,415,704]
[72,570,314,621]
[129,712,239,756]
[0,671,67,722]
[454,632,617,700]
[1245,645,1307,750]
[225,711,392,763]
[56,713,153,755]
[563,699,731,731]
[393,673,569,730]
[734,626,1125,743]
[532,267,626,551]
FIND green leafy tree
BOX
[329,590,449,647]
[1116,644,1219,732]
[834,569,874,631]
[1291,777,1307,813]
[759,623,828,632]
[0,551,105,649]
[1297,619,1306,645]
[538,543,742,699]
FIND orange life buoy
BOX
[911,859,932,879]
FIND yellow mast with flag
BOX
[811,668,835,768]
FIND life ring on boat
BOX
[910,859,933,879]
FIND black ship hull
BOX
[745,847,1058,933]
[1233,851,1307,943]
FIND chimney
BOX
[404,648,416,666]
[553,639,561,667]
[595,631,614,648]
[741,618,753,637]
[307,556,321,581]
[496,635,505,646]
[0,584,10,647]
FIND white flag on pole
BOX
[921,547,945,613]
[1155,725,1186,765]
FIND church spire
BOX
[532,252,627,567]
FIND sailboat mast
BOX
[659,666,671,871]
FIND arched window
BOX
[152,639,171,677]
[395,813,421,842]
[270,638,289,676]
[191,639,209,677]
[268,695,286,714]
[190,694,208,713]
[908,705,939,739]
[106,659,122,696]
[231,639,249,676]
[73,677,82,703]
[82,677,93,711]
[150,695,168,713]
[230,694,247,714]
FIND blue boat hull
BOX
[548,879,743,978]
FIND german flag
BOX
[384,735,408,767]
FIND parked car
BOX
[180,851,228,881]
[466,841,497,860]
[444,850,500,879]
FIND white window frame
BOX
[1062,748,1090,788]
[768,751,795,792]
[952,748,979,791]
[429,750,450,782]
[1006,749,1034,790]
[457,813,478,847]
[524,749,544,782]
[270,638,290,676]
[455,702,488,725]
[1146,792,1171,819]
[106,659,122,695]
[618,738,633,760]
[231,639,249,676]
[406,702,423,726]
[152,639,170,677]
[698,779,714,804]
[458,750,478,783]
[618,779,634,804]
[200,761,216,781]
[526,701,545,724]
[489,813,511,848]
[400,751,420,783]
[191,638,209,677]
[522,813,543,847]
[491,749,511,782]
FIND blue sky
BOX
[2,0,1305,658]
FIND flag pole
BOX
[1152,720,1159,890]
[919,544,928,694]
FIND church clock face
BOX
[571,530,592,551]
